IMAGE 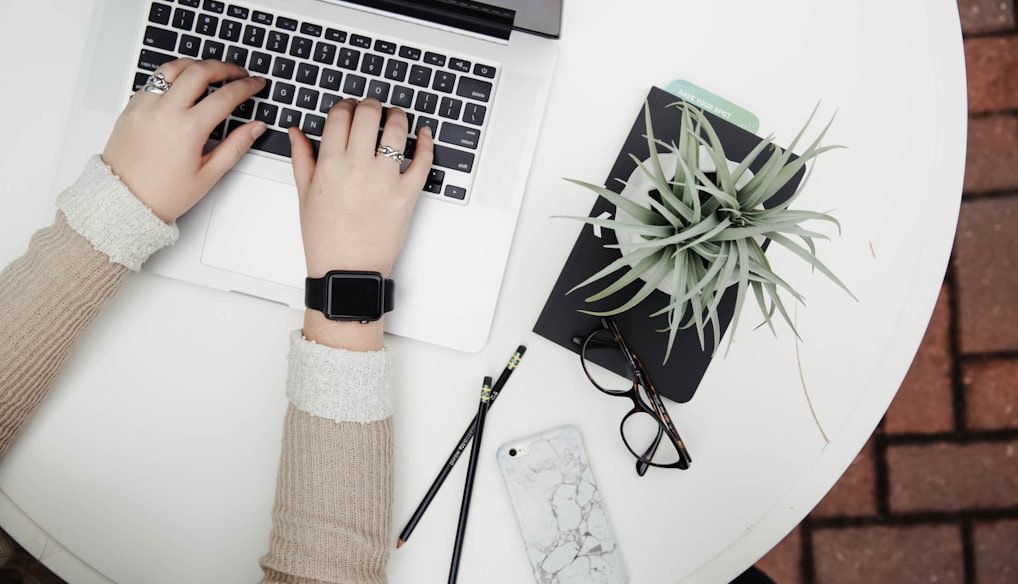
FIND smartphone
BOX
[496,425,627,584]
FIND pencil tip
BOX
[396,539,405,549]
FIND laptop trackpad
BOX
[200,171,305,288]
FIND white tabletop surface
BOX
[0,1,966,583]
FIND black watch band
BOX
[305,271,395,323]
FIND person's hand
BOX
[289,98,434,350]
[102,58,267,223]
[290,98,434,279]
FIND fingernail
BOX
[251,121,267,139]
[420,125,432,138]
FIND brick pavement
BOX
[756,1,1018,582]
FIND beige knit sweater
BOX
[0,157,393,583]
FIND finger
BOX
[289,127,316,203]
[378,107,410,162]
[347,99,384,159]
[164,60,250,108]
[402,125,435,190]
[199,120,268,185]
[192,76,266,131]
[317,98,358,160]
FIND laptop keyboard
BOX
[135,0,501,204]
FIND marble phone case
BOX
[497,425,627,584]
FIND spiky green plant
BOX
[564,101,855,362]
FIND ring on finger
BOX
[376,145,405,163]
[141,72,172,95]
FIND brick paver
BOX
[964,357,1018,430]
[953,196,1018,354]
[888,440,1018,513]
[811,441,877,518]
[964,115,1018,195]
[958,0,1016,34]
[973,519,1018,584]
[811,525,964,584]
[965,36,1018,113]
[755,527,802,584]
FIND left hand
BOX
[102,58,268,223]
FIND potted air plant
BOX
[564,100,855,363]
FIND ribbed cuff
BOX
[56,155,179,271]
[285,330,393,423]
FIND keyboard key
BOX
[219,19,242,42]
[138,49,176,71]
[255,102,278,125]
[384,59,408,82]
[172,7,195,30]
[399,46,421,61]
[272,82,295,104]
[320,69,342,91]
[374,40,396,54]
[276,16,298,31]
[202,40,225,60]
[290,36,313,59]
[427,168,445,186]
[203,0,225,13]
[227,5,249,19]
[367,80,390,102]
[301,22,323,37]
[296,62,319,85]
[133,71,150,91]
[414,91,438,114]
[343,74,366,97]
[296,87,320,109]
[439,97,462,120]
[302,114,326,136]
[337,48,359,70]
[449,58,470,72]
[272,57,295,79]
[463,102,486,125]
[444,185,467,200]
[325,28,346,42]
[225,45,247,66]
[361,54,384,76]
[439,122,480,149]
[313,41,337,65]
[243,24,265,47]
[432,71,455,93]
[178,0,199,8]
[473,63,496,78]
[423,179,442,194]
[279,108,301,128]
[196,14,218,36]
[408,65,431,87]
[252,10,273,25]
[267,31,289,53]
[248,51,271,73]
[149,3,172,25]
[255,78,271,99]
[233,98,254,119]
[432,143,474,172]
[320,93,341,114]
[179,34,201,56]
[424,51,446,66]
[144,26,177,51]
[391,86,414,108]
[350,34,371,49]
[415,116,438,137]
[249,126,292,157]
[456,77,492,102]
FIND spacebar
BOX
[250,128,292,158]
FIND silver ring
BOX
[376,145,405,163]
[142,72,172,95]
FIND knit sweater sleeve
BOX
[0,155,177,458]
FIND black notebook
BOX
[534,86,803,403]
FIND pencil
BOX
[447,376,493,584]
[396,345,526,548]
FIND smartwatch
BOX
[305,270,395,323]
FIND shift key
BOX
[432,144,474,173]
[439,123,481,149]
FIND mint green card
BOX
[665,80,760,133]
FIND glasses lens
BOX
[581,329,635,394]
[621,410,684,466]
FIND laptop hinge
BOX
[337,0,515,40]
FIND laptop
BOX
[54,0,561,352]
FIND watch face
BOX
[326,273,384,321]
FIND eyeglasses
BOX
[577,317,692,475]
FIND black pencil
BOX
[447,376,493,584]
[396,345,526,548]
